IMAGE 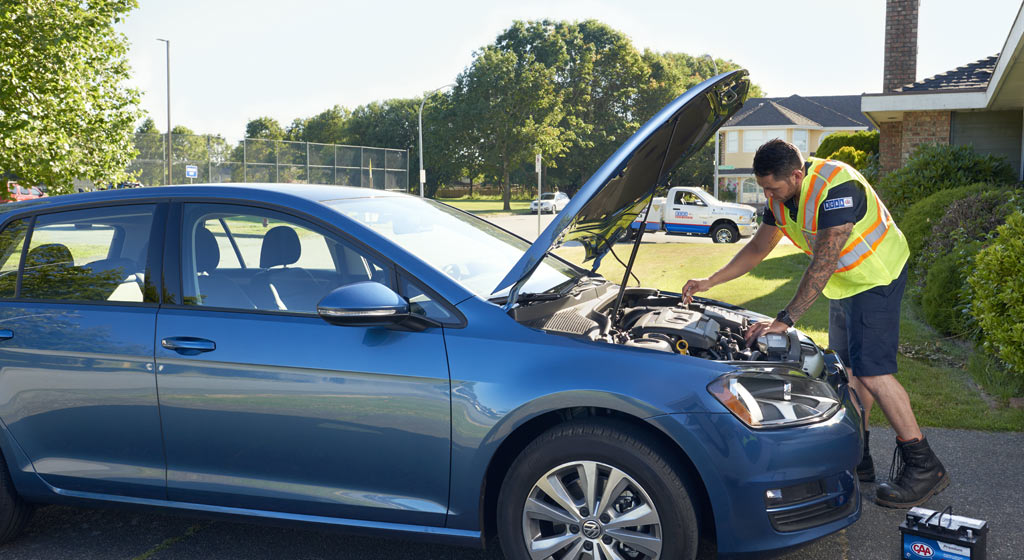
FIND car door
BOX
[154,202,452,526]
[0,203,166,498]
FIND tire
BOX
[710,223,738,244]
[0,451,31,545]
[497,419,698,560]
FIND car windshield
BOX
[541,193,556,200]
[329,196,579,298]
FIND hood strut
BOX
[608,115,683,324]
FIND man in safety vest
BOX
[682,139,950,508]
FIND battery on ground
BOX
[899,506,987,559]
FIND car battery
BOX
[899,506,987,560]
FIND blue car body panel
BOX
[0,303,166,499]
[154,308,452,526]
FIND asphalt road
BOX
[3,426,1021,560]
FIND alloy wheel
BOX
[521,460,662,560]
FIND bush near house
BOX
[815,130,879,160]
[921,240,983,337]
[969,212,1024,386]
[828,146,869,170]
[877,144,1016,219]
[899,183,993,260]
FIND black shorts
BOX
[827,263,908,377]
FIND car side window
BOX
[18,205,154,303]
[181,204,391,314]
[399,273,456,324]
[0,219,29,298]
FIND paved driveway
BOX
[3,427,1021,559]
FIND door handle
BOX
[161,336,216,355]
[0,329,12,341]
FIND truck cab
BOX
[631,186,758,243]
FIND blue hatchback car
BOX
[0,71,861,558]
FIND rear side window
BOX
[15,205,155,303]
[0,219,29,298]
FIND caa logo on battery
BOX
[910,542,934,557]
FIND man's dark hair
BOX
[753,139,802,178]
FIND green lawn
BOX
[437,198,533,215]
[554,242,1024,431]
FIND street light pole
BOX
[157,38,171,185]
[703,55,720,198]
[418,83,456,197]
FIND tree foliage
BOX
[0,0,142,193]
[452,45,574,209]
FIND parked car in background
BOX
[530,191,570,214]
[4,182,46,203]
[630,186,757,243]
[0,71,861,560]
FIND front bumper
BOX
[738,223,758,237]
[648,396,861,556]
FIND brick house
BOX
[862,0,1024,179]
[715,96,873,205]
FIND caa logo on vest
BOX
[822,197,853,211]
[910,541,935,557]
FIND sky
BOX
[118,0,1023,143]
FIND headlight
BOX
[708,369,841,428]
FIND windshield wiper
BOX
[488,292,564,305]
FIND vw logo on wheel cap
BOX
[582,519,602,539]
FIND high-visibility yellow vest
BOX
[766,157,909,299]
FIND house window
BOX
[743,130,763,152]
[793,130,808,152]
[726,131,738,153]
[743,129,787,152]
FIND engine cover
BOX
[629,308,721,349]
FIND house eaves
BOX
[862,2,1024,118]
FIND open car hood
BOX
[494,70,750,301]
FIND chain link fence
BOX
[129,133,409,191]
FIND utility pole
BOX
[157,38,171,185]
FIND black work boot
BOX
[875,437,950,508]
[856,430,875,482]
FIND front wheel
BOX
[710,223,739,244]
[497,420,698,560]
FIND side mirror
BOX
[317,282,410,327]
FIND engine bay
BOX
[511,282,826,377]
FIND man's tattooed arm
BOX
[785,222,854,321]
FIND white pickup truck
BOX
[630,186,759,243]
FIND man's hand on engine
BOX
[744,319,789,346]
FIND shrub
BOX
[899,183,992,260]
[829,146,868,170]
[921,240,983,336]
[815,130,879,160]
[968,211,1024,379]
[917,189,1017,271]
[877,143,1016,220]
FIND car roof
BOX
[0,183,407,215]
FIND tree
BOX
[131,118,165,186]
[0,0,143,193]
[301,105,349,144]
[244,116,286,140]
[453,46,574,210]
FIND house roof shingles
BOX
[723,94,873,129]
[893,54,999,93]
